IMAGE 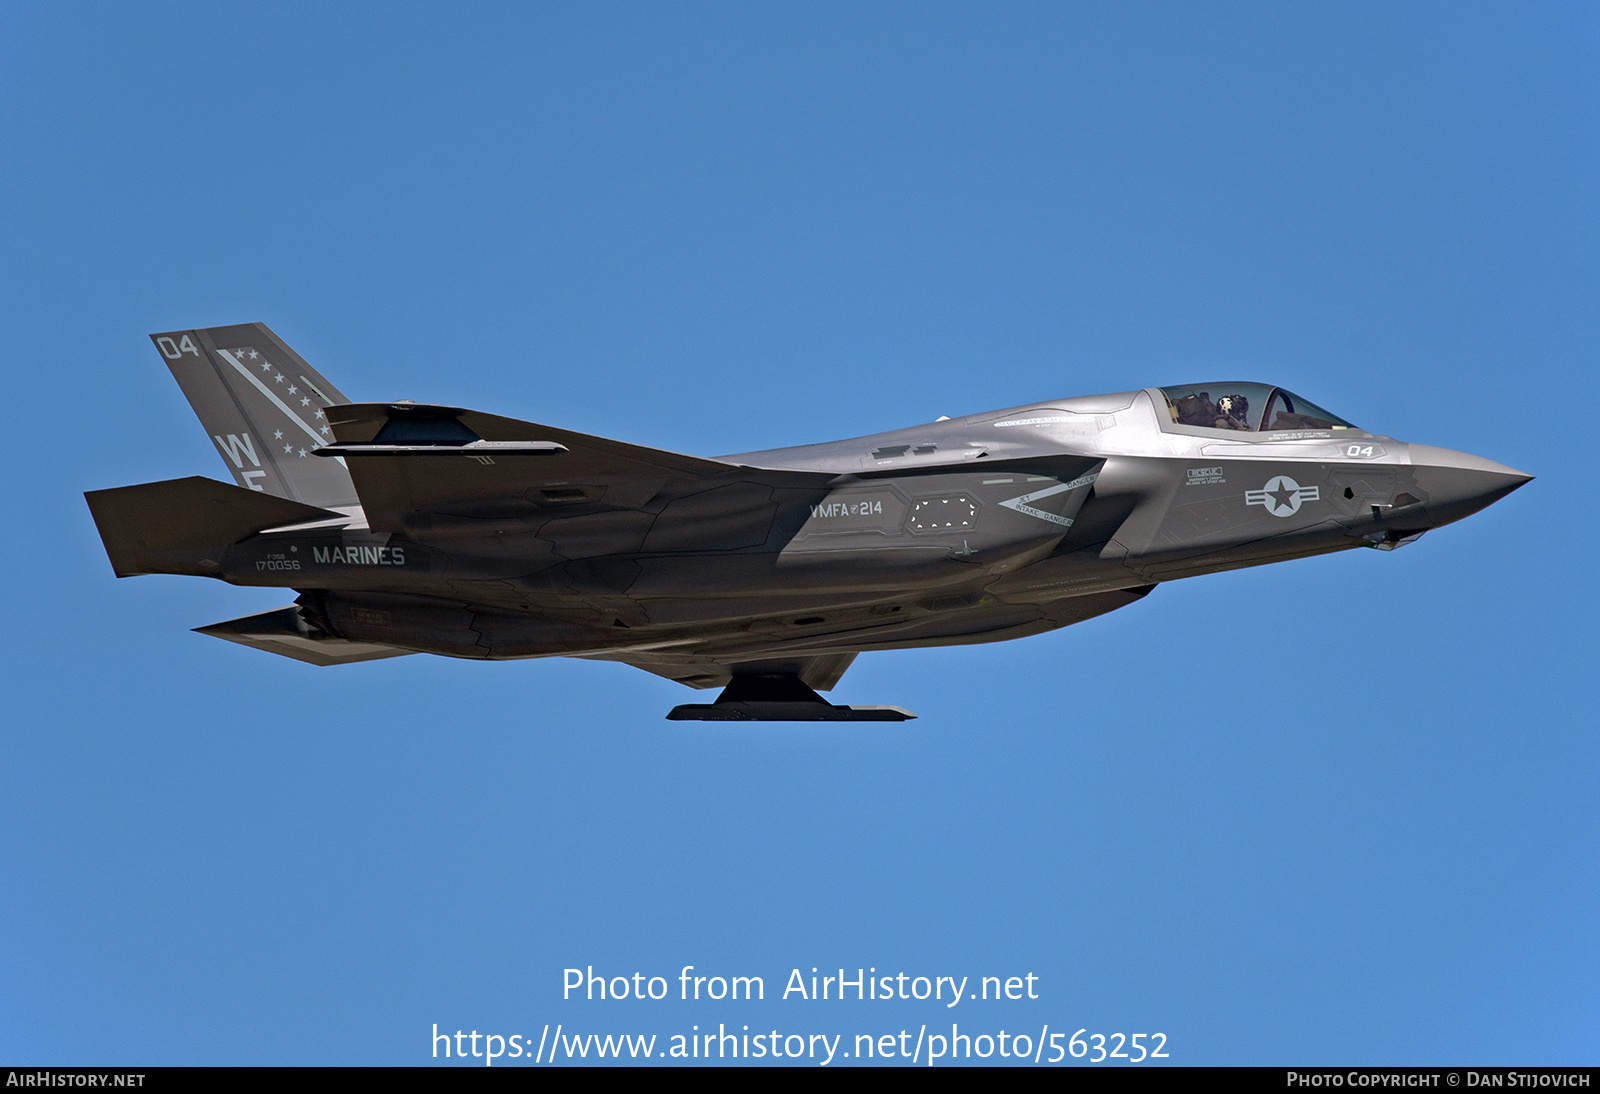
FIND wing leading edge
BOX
[318,401,831,534]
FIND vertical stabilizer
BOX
[152,323,360,509]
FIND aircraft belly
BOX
[989,545,1155,603]
[310,574,1087,662]
[318,592,489,658]
[314,591,621,660]
[622,551,970,598]
[1123,520,1358,582]
[608,604,1047,662]
[675,585,1157,658]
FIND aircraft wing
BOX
[320,402,816,533]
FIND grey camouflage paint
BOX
[85,324,1531,718]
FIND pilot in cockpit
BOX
[1213,394,1250,430]
[1163,383,1359,435]
[1173,391,1253,430]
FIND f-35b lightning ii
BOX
[86,323,1531,721]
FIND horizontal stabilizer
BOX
[195,606,414,667]
[85,476,339,577]
[322,402,820,533]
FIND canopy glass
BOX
[1158,383,1358,433]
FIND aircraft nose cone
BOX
[1406,444,1533,528]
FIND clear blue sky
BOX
[2,1,1595,1066]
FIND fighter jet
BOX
[85,323,1531,721]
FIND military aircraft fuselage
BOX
[202,388,1524,663]
[85,326,1529,714]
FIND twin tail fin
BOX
[151,323,359,509]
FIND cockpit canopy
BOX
[1158,383,1359,433]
